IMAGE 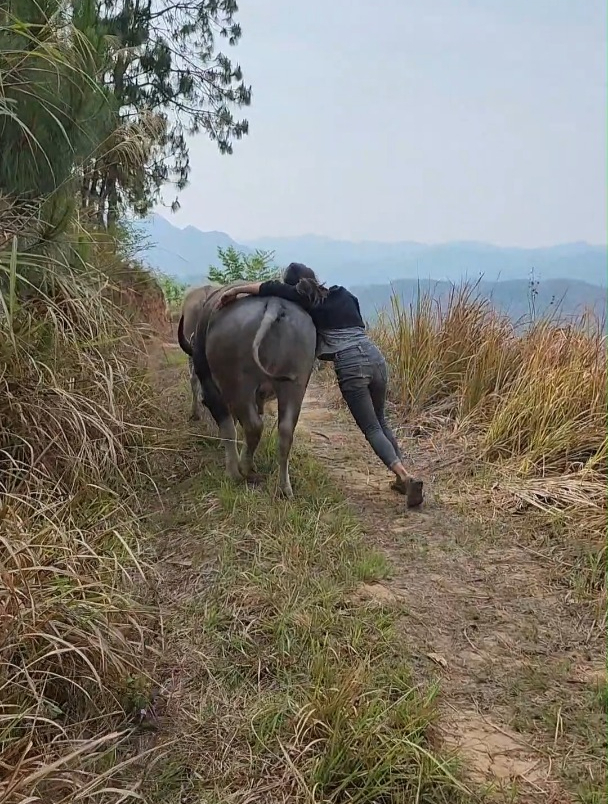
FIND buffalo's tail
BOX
[252,299,296,382]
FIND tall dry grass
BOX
[0,7,169,800]
[0,232,163,804]
[373,287,606,586]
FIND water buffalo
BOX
[177,281,317,498]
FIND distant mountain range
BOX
[136,213,607,322]
[138,213,607,286]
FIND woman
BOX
[218,263,423,507]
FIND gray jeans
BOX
[333,340,403,470]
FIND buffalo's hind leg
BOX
[188,356,204,421]
[218,415,240,481]
[276,382,306,499]
[255,388,265,416]
[193,352,240,481]
[234,401,264,483]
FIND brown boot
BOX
[390,477,424,508]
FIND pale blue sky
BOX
[161,0,607,246]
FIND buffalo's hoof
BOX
[244,473,264,486]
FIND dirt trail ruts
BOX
[296,383,603,803]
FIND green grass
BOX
[147,425,477,803]
[505,660,606,792]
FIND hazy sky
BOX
[159,0,607,246]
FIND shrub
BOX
[208,245,280,284]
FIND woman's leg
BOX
[339,377,403,470]
[369,355,424,508]
[334,347,423,507]
[336,356,402,471]
[368,360,402,460]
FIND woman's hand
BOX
[218,288,239,308]
[217,282,263,308]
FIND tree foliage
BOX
[207,246,279,285]
[0,0,111,246]
[81,0,251,227]
[0,0,251,240]
[158,272,187,308]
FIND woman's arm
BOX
[218,282,262,307]
[258,280,309,307]
[218,280,311,309]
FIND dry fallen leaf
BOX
[426,652,448,668]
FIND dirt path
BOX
[296,383,604,802]
[147,349,481,804]
[151,347,603,802]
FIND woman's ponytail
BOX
[282,262,328,305]
[295,277,329,306]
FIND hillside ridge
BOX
[138,213,607,289]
